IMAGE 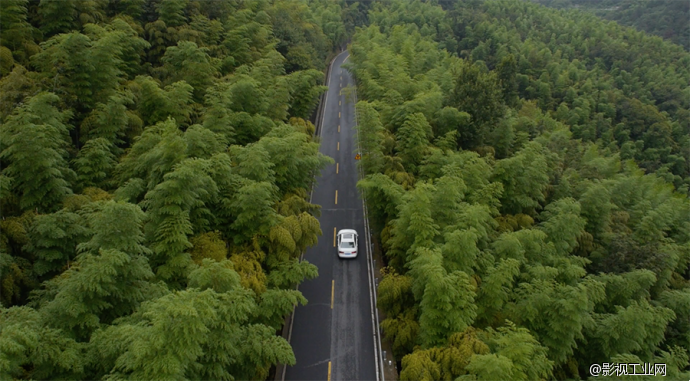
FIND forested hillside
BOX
[0,0,365,378]
[533,0,690,51]
[2,0,689,380]
[350,0,690,380]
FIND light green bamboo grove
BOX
[0,0,372,379]
[351,1,690,380]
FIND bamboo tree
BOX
[142,158,217,286]
[25,209,88,278]
[0,93,74,212]
[74,137,117,189]
[35,201,158,340]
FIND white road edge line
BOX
[348,53,385,381]
[284,51,339,381]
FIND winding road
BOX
[284,51,379,381]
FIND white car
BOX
[337,229,358,258]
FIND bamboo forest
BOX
[0,1,688,380]
[533,0,690,51]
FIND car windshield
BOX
[340,241,355,249]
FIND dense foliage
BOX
[2,0,688,380]
[350,1,690,380]
[0,0,368,379]
[533,0,690,51]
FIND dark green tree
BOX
[0,0,39,64]
[492,142,550,215]
[160,41,217,102]
[73,138,117,189]
[25,209,88,278]
[0,306,84,380]
[142,158,217,286]
[0,93,74,212]
[396,113,432,174]
[35,201,158,340]
[447,63,504,148]
[156,0,188,28]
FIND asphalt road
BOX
[284,51,377,381]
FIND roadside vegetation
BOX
[0,0,369,378]
[350,1,690,380]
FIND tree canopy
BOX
[0,0,347,378]
[350,1,690,379]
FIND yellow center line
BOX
[333,227,336,247]
[340,76,342,81]
[328,361,332,381]
[340,83,342,88]
[331,280,334,309]
[335,190,338,205]
[338,111,341,118]
[338,125,340,132]
[339,100,341,106]
[337,142,339,151]
[336,162,339,174]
